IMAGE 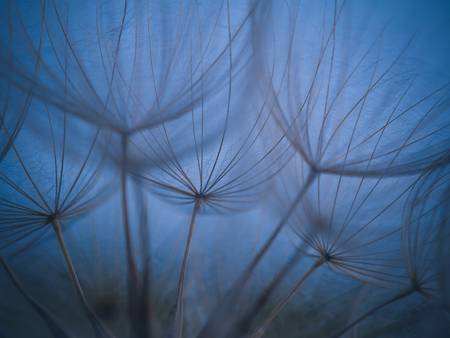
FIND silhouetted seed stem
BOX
[330,288,415,338]
[240,171,317,287]
[198,172,317,338]
[121,134,137,279]
[251,258,324,338]
[51,220,113,338]
[174,200,201,338]
[120,134,139,335]
[238,250,304,334]
[0,257,71,338]
[52,220,89,307]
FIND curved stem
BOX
[237,250,304,335]
[52,220,113,338]
[251,258,324,338]
[240,171,317,288]
[330,288,414,338]
[120,134,139,336]
[0,256,71,338]
[121,134,137,276]
[198,171,316,338]
[174,200,201,338]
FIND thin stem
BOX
[0,256,71,338]
[174,200,201,338]
[120,134,139,336]
[236,250,304,335]
[251,258,324,338]
[121,134,136,273]
[136,189,152,338]
[240,171,317,286]
[330,288,415,338]
[51,220,113,338]
[197,171,316,338]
